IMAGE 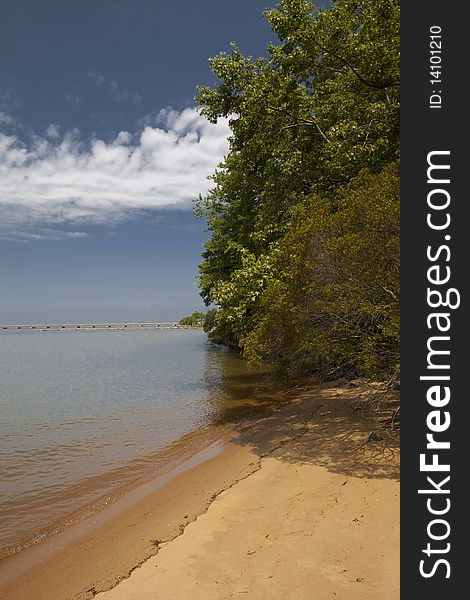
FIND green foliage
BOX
[179,311,206,327]
[243,164,400,379]
[195,0,400,380]
[203,308,218,333]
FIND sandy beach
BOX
[1,380,399,600]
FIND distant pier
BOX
[0,321,194,332]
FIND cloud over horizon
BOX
[0,108,230,240]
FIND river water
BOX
[0,329,283,559]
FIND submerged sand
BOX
[1,381,399,600]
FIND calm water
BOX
[0,329,282,558]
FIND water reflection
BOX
[199,343,288,426]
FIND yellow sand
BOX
[98,384,399,600]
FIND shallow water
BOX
[0,329,282,558]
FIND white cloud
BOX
[1,228,89,243]
[86,71,106,87]
[0,108,230,239]
[45,124,61,139]
[0,112,15,126]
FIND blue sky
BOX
[0,0,276,323]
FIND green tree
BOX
[196,0,400,380]
[179,311,206,327]
[243,163,400,380]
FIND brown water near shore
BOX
[0,436,230,589]
[1,423,227,560]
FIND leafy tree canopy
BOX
[195,0,400,380]
[244,163,400,380]
[179,311,206,327]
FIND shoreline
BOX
[0,434,230,584]
[0,436,257,600]
[0,422,232,562]
[0,380,399,600]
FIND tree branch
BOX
[266,104,330,143]
[311,36,399,91]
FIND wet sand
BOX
[0,381,399,600]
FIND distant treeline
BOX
[195,0,400,382]
[178,311,206,327]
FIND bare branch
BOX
[382,286,398,301]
